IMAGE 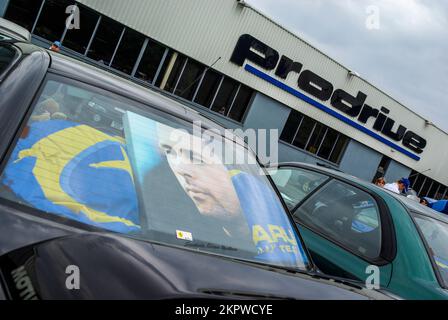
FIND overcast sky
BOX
[247,0,448,133]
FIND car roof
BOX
[0,18,31,42]
[275,161,448,223]
[275,162,372,187]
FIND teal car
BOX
[268,163,448,300]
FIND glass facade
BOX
[3,0,254,123]
[4,0,43,31]
[134,40,167,83]
[280,110,350,165]
[409,170,448,200]
[3,0,253,123]
[110,28,145,74]
[34,0,74,42]
[86,15,124,65]
[194,69,222,108]
[62,4,99,54]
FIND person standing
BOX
[384,178,411,194]
[374,177,386,188]
[49,41,61,53]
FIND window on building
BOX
[420,178,433,197]
[306,123,326,154]
[428,182,441,199]
[110,28,145,75]
[86,16,124,65]
[4,0,43,31]
[34,0,74,42]
[134,40,167,83]
[293,117,315,150]
[329,135,349,164]
[412,174,425,195]
[280,111,303,144]
[173,59,205,100]
[153,51,174,88]
[162,54,187,93]
[410,170,448,199]
[228,85,253,122]
[317,128,338,160]
[211,77,239,116]
[281,110,349,164]
[194,69,222,108]
[409,170,419,188]
[437,187,448,200]
[62,5,99,54]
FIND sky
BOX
[247,0,448,133]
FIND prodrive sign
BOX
[230,34,427,161]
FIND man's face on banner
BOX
[160,130,242,221]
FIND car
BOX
[0,39,396,300]
[268,162,448,299]
[0,18,31,42]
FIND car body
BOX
[268,162,448,299]
[0,18,31,42]
[0,39,395,300]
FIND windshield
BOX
[268,166,328,210]
[412,213,448,288]
[0,76,310,271]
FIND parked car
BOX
[268,162,448,299]
[0,18,31,42]
[0,39,395,300]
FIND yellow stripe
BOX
[17,125,138,227]
[228,169,242,178]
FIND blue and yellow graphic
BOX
[1,120,140,233]
[230,170,309,267]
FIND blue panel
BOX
[243,93,290,131]
[0,0,9,17]
[385,160,412,183]
[339,140,382,181]
[244,64,420,161]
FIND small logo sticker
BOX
[176,230,193,241]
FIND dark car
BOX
[269,162,448,299]
[0,39,394,300]
[0,18,31,42]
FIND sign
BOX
[230,34,427,160]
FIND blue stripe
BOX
[244,64,420,161]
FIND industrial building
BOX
[1,0,447,199]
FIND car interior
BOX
[296,181,382,259]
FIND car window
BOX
[0,76,310,271]
[268,167,328,210]
[0,34,12,41]
[295,180,382,260]
[0,44,18,77]
[412,214,448,288]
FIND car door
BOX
[269,165,393,287]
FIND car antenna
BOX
[179,56,222,96]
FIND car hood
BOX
[0,204,394,300]
[0,229,395,300]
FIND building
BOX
[1,0,447,199]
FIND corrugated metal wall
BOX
[77,0,448,185]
